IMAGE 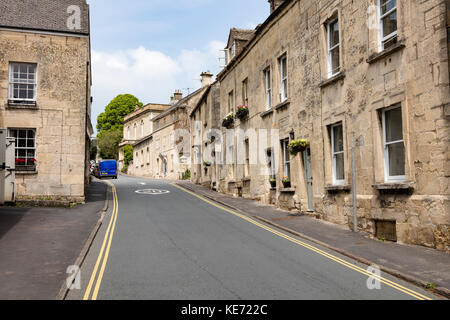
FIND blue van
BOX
[98,160,117,179]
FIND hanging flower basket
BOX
[203,161,211,167]
[282,176,291,188]
[222,112,234,128]
[236,105,249,120]
[269,178,277,188]
[288,139,309,155]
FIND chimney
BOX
[173,90,183,103]
[200,72,213,88]
[268,0,284,14]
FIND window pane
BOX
[382,11,397,37]
[329,20,339,47]
[388,142,405,176]
[333,125,344,152]
[381,0,396,15]
[335,153,345,180]
[385,107,403,142]
[330,48,340,74]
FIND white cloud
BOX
[91,40,226,132]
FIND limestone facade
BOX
[0,0,92,202]
[208,0,450,251]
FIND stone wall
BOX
[0,30,91,202]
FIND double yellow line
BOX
[83,182,119,300]
[172,184,433,301]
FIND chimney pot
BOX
[200,72,213,88]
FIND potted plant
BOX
[282,176,291,188]
[222,112,234,128]
[269,177,277,188]
[203,161,211,167]
[288,139,309,155]
[236,105,249,120]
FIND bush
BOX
[182,169,191,180]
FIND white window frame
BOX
[7,128,36,169]
[279,55,288,102]
[378,0,398,52]
[265,68,271,110]
[141,120,144,137]
[242,78,248,105]
[231,41,236,58]
[228,90,234,113]
[331,123,345,185]
[327,18,340,78]
[8,63,37,102]
[382,105,406,182]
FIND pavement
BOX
[176,180,450,298]
[0,179,107,300]
[66,175,437,300]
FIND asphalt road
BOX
[66,175,436,300]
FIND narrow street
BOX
[67,175,436,300]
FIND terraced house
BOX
[0,0,93,202]
[210,0,450,251]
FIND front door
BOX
[303,147,313,212]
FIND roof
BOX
[152,86,206,122]
[226,28,255,49]
[218,0,292,81]
[0,0,90,35]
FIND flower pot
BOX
[222,118,234,128]
[236,108,249,120]
[289,145,306,155]
[282,181,291,188]
[269,180,276,188]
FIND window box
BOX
[222,112,234,128]
[269,178,276,188]
[236,105,249,120]
[282,177,291,188]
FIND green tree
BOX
[97,129,123,160]
[97,94,143,159]
[123,145,134,166]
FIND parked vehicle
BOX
[98,160,117,179]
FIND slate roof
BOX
[226,28,255,49]
[0,0,90,35]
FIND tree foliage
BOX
[123,145,134,166]
[96,94,143,159]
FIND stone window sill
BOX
[325,184,351,192]
[372,181,414,191]
[366,42,406,64]
[274,99,290,111]
[7,100,38,109]
[280,188,296,193]
[16,170,38,175]
[260,108,274,118]
[319,72,345,88]
[242,177,251,182]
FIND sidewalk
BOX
[176,181,450,298]
[0,179,108,300]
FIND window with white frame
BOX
[8,129,36,170]
[281,139,291,179]
[267,148,276,179]
[279,55,288,102]
[9,63,37,102]
[244,139,250,177]
[327,18,340,78]
[228,90,234,113]
[231,41,236,58]
[378,0,398,51]
[141,120,144,137]
[382,105,405,181]
[331,123,345,185]
[265,68,271,110]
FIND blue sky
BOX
[86,0,270,132]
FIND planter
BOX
[236,107,249,120]
[203,162,211,167]
[282,181,291,188]
[222,118,234,128]
[269,180,276,188]
[289,145,306,155]
[288,139,309,155]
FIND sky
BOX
[87,0,270,133]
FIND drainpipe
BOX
[351,136,357,232]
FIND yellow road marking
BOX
[172,183,433,301]
[83,182,119,300]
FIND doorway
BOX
[303,147,313,212]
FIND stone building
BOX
[190,81,221,188]
[210,0,450,251]
[0,0,93,202]
[124,73,211,180]
[118,102,170,172]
